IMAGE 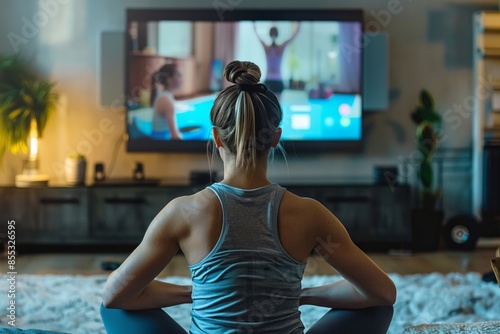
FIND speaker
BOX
[100,31,125,107]
[363,32,389,111]
[483,143,500,211]
[482,143,500,237]
[94,163,106,182]
[133,162,145,180]
[442,214,480,251]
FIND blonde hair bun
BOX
[224,60,261,85]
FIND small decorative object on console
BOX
[94,162,106,182]
[133,162,145,180]
[65,154,87,185]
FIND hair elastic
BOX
[237,83,268,93]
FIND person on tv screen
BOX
[253,22,301,97]
[100,60,395,334]
[150,62,183,140]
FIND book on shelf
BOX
[491,111,500,127]
[478,33,500,51]
[477,11,500,32]
[492,91,500,111]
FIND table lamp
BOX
[15,115,49,187]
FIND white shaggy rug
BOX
[0,273,499,333]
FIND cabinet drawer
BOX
[0,188,38,241]
[90,188,178,240]
[37,188,89,241]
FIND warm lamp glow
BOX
[15,115,49,187]
[29,136,38,161]
[28,116,39,161]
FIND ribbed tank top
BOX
[188,182,307,334]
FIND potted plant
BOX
[0,53,58,184]
[410,89,444,251]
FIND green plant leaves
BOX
[411,89,442,126]
[416,122,438,157]
[0,53,58,161]
[419,160,433,190]
[411,105,441,125]
[412,89,442,209]
[420,90,434,110]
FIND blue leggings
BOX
[101,303,393,334]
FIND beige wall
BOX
[0,0,497,200]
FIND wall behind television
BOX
[0,0,497,216]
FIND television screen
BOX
[126,9,364,152]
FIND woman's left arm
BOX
[102,197,192,310]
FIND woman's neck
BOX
[221,160,271,189]
[221,176,271,190]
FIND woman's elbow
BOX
[380,281,397,306]
[102,278,127,308]
[102,298,115,309]
[102,289,121,309]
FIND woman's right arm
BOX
[101,197,192,310]
[300,200,396,309]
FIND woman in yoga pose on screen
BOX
[101,60,395,334]
[150,62,183,140]
[254,22,300,97]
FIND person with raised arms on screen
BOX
[253,22,301,97]
[100,60,395,334]
[150,62,183,140]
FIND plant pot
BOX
[411,208,444,252]
[65,158,86,185]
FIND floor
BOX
[1,248,497,277]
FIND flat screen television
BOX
[125,9,364,153]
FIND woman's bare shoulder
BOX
[280,189,325,228]
[170,188,220,222]
[156,94,174,111]
[281,189,323,213]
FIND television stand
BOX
[0,181,411,253]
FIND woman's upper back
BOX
[178,182,319,333]
[179,182,321,267]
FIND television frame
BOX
[125,8,365,153]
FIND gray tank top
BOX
[188,182,307,334]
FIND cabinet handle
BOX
[104,198,146,204]
[325,196,370,203]
[39,198,80,205]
